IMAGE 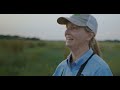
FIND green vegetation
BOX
[0,39,65,76]
[99,41,120,76]
[0,35,120,76]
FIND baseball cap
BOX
[57,14,98,35]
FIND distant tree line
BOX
[0,35,40,40]
[99,40,120,43]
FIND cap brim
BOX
[57,17,86,27]
[57,17,72,25]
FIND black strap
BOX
[61,69,64,76]
[76,53,94,76]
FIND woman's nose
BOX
[65,29,71,35]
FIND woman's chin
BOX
[66,42,72,48]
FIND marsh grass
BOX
[0,40,119,76]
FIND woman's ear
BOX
[87,32,94,41]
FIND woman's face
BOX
[65,22,92,48]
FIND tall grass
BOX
[0,39,48,76]
[0,40,25,54]
[0,40,120,76]
[99,42,120,76]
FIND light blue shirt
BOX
[53,48,113,76]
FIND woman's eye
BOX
[70,27,77,30]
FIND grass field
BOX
[0,39,120,76]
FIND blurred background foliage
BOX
[0,35,120,76]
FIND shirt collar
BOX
[66,48,94,69]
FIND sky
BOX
[0,14,120,41]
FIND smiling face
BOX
[65,22,93,49]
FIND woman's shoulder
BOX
[91,54,110,69]
[52,59,67,76]
[85,54,113,76]
[57,59,68,68]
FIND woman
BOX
[53,14,113,76]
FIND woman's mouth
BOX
[66,37,74,41]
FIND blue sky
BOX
[0,14,120,41]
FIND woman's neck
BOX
[70,45,89,62]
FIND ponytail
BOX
[89,37,101,57]
[85,27,101,57]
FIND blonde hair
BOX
[85,27,101,57]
